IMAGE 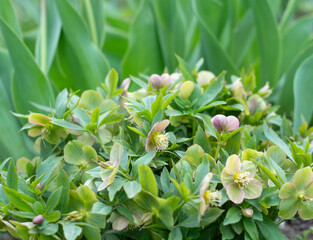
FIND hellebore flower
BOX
[32,215,44,225]
[149,73,172,91]
[146,120,170,152]
[199,173,222,215]
[197,71,215,87]
[28,113,67,144]
[221,155,262,204]
[279,167,313,220]
[212,114,240,133]
[247,94,267,115]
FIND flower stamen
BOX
[233,171,252,189]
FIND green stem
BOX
[214,143,221,160]
[117,170,132,181]
[96,134,108,154]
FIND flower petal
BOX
[28,113,51,126]
[305,181,313,198]
[155,120,170,133]
[146,141,156,152]
[225,116,240,132]
[279,182,297,199]
[225,154,241,175]
[298,200,313,220]
[28,126,42,137]
[241,161,257,177]
[221,168,234,187]
[244,179,262,199]
[200,173,213,197]
[293,167,313,192]
[226,183,245,204]
[212,114,228,132]
[278,197,299,219]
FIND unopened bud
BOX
[212,114,240,133]
[231,78,245,99]
[36,183,43,190]
[33,215,44,225]
[179,81,194,100]
[242,208,254,218]
[247,94,267,115]
[149,73,172,91]
[197,71,215,87]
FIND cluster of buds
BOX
[64,211,84,221]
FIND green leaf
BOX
[293,55,313,133]
[223,207,242,225]
[123,181,142,199]
[176,55,196,82]
[45,211,61,222]
[263,122,294,163]
[256,217,286,240]
[51,119,85,131]
[249,0,280,87]
[196,72,225,108]
[91,202,112,215]
[200,208,224,227]
[55,0,110,90]
[2,186,35,212]
[243,217,258,240]
[132,150,156,177]
[61,221,82,240]
[121,0,163,78]
[55,89,69,119]
[0,18,55,114]
[157,198,173,229]
[7,158,18,190]
[105,68,119,97]
[64,140,86,165]
[195,113,217,139]
[36,156,63,184]
[138,164,158,197]
[0,0,22,37]
[56,167,70,213]
[253,159,281,188]
[151,93,164,119]
[46,187,62,213]
[168,226,182,240]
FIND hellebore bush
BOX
[0,59,312,240]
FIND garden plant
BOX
[1,0,313,239]
[1,61,313,239]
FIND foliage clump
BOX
[0,60,312,240]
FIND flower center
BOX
[233,171,252,189]
[203,190,222,206]
[151,132,169,150]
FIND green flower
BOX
[28,113,67,144]
[199,173,222,215]
[221,155,262,204]
[146,120,170,152]
[279,167,313,220]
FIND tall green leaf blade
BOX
[293,55,313,132]
[193,0,238,79]
[0,0,22,37]
[35,0,61,73]
[153,0,186,72]
[7,158,18,190]
[121,0,163,78]
[0,79,35,160]
[0,18,55,114]
[138,164,158,197]
[55,0,110,90]
[249,0,280,87]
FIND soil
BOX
[281,219,313,240]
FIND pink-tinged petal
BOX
[154,119,170,133]
[298,200,313,220]
[149,74,162,90]
[225,154,241,175]
[28,113,51,126]
[278,197,299,219]
[221,168,234,187]
[200,173,213,197]
[244,179,262,199]
[292,167,313,192]
[212,114,228,132]
[28,126,42,137]
[226,183,245,204]
[120,78,131,91]
[161,73,172,86]
[279,182,297,199]
[305,181,313,198]
[98,178,109,191]
[146,141,156,152]
[225,116,240,132]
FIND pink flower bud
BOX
[33,215,44,225]
[120,78,131,91]
[36,183,43,190]
[212,114,239,133]
[149,73,172,91]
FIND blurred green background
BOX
[1,0,313,161]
